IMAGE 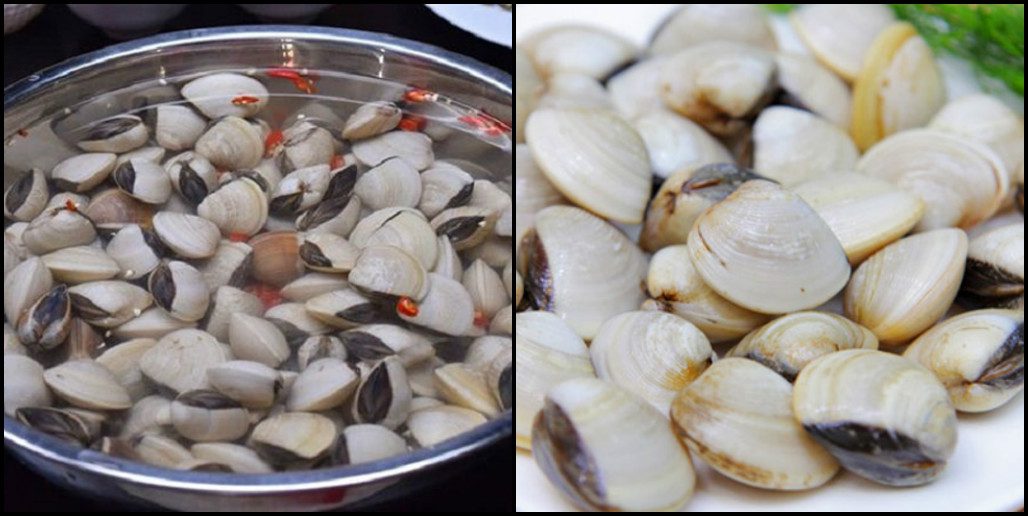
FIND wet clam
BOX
[434,363,500,417]
[15,407,96,446]
[751,106,858,186]
[296,336,347,370]
[350,357,413,430]
[270,164,331,216]
[399,273,476,337]
[339,324,434,367]
[4,355,52,416]
[4,325,27,355]
[249,412,336,467]
[296,194,362,237]
[77,115,149,153]
[287,358,359,412]
[96,338,157,402]
[525,108,649,224]
[419,163,475,218]
[958,223,1024,310]
[113,159,173,205]
[844,229,967,346]
[606,56,669,122]
[793,349,957,486]
[22,205,97,256]
[349,207,438,270]
[304,288,379,329]
[903,309,1024,413]
[248,231,304,287]
[513,144,566,246]
[4,237,20,279]
[195,116,264,170]
[348,245,429,301]
[170,390,250,442]
[537,73,613,112]
[671,358,839,490]
[299,233,359,273]
[333,424,407,465]
[687,180,850,314]
[43,359,132,410]
[68,280,152,328]
[490,305,513,336]
[197,241,253,294]
[149,261,211,322]
[353,157,422,211]
[4,168,49,221]
[789,4,896,82]
[112,308,195,341]
[342,101,402,141]
[191,443,274,474]
[522,206,647,340]
[352,131,435,171]
[857,129,1008,231]
[277,121,334,172]
[793,172,924,265]
[139,329,230,394]
[433,234,463,282]
[229,313,290,369]
[407,405,487,448]
[463,259,507,320]
[431,206,496,252]
[16,284,72,353]
[198,177,269,237]
[591,311,712,414]
[727,312,878,381]
[155,105,207,151]
[181,72,269,119]
[264,303,331,347]
[41,246,121,284]
[207,360,281,409]
[5,257,53,326]
[165,151,218,206]
[83,189,154,233]
[851,23,946,150]
[133,434,193,468]
[520,25,636,80]
[532,378,695,512]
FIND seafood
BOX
[22,206,97,256]
[774,53,852,128]
[149,261,210,322]
[165,151,218,206]
[5,355,52,416]
[68,281,153,328]
[40,246,121,284]
[77,115,149,153]
[751,106,858,186]
[342,101,402,141]
[789,4,896,81]
[929,94,1024,176]
[171,390,250,442]
[632,110,732,180]
[181,73,269,119]
[520,25,636,80]
[198,177,269,237]
[650,4,775,54]
[957,223,1024,310]
[43,359,132,410]
[152,212,220,259]
[4,169,49,221]
[113,159,174,205]
[515,48,542,142]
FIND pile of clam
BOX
[3,70,514,473]
[517,4,1023,511]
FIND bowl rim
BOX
[3,24,512,494]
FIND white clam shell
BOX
[4,355,52,416]
[196,241,253,295]
[958,222,1024,310]
[198,178,269,237]
[153,212,221,259]
[22,207,97,255]
[342,101,402,141]
[139,329,230,394]
[51,153,118,193]
[350,357,412,430]
[419,163,475,219]
[287,358,359,411]
[195,116,264,170]
[929,93,1024,176]
[112,307,195,341]
[775,53,852,128]
[606,56,669,122]
[305,288,377,330]
[536,72,611,111]
[513,144,566,247]
[96,338,158,402]
[170,390,250,442]
[433,363,500,418]
[4,168,49,221]
[270,164,331,215]
[789,4,896,81]
[106,225,163,281]
[752,106,858,186]
[520,25,636,80]
[181,73,269,119]
[134,434,193,468]
[156,105,207,151]
[119,395,172,438]
[229,313,290,368]
[191,443,274,474]
[281,273,350,303]
[632,110,732,180]
[348,245,429,301]
[149,261,210,323]
[44,359,132,410]
[68,280,153,328]
[207,360,281,410]
[349,208,437,270]
[352,131,435,171]
[354,157,422,211]
[249,412,337,464]
[5,257,53,326]
[650,4,775,55]
[41,246,121,284]
[338,424,408,465]
[202,286,262,342]
[407,405,487,448]
[462,259,507,320]
[113,159,173,205]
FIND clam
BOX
[349,208,438,270]
[305,289,380,329]
[139,329,230,394]
[958,223,1023,310]
[201,286,261,343]
[353,157,422,211]
[198,177,269,237]
[409,396,445,413]
[197,241,253,294]
[352,131,435,171]
[4,355,52,416]
[6,222,30,260]
[537,73,610,111]
[171,390,250,442]
[195,116,264,170]
[650,4,775,55]
[348,245,429,301]
[774,53,852,128]
[407,405,487,448]
[751,106,858,186]
[43,359,132,410]
[83,189,154,233]
[174,459,233,473]
[181,72,269,119]
[296,336,347,370]
[640,163,766,253]
[671,358,840,490]
[270,164,331,216]
[789,4,895,81]
[514,311,593,449]
[419,163,475,218]
[904,309,1024,413]
[503,259,518,304]
[793,172,925,265]
[112,307,196,341]
[4,325,27,355]
[16,284,72,353]
[606,56,669,122]
[350,357,413,430]
[134,434,194,468]
[523,206,647,340]
[116,146,166,167]
[407,357,443,398]
[165,151,218,205]
[15,407,96,446]
[486,350,512,411]
[513,144,567,246]
[45,193,90,213]
[632,110,732,180]
[153,212,221,259]
[207,360,281,410]
[149,261,211,322]
[520,25,636,80]
[394,273,475,337]
[433,234,463,282]
[191,443,274,474]
[929,94,1024,176]
[433,363,500,418]
[644,244,770,342]
[41,246,121,284]
[532,378,695,512]
[431,206,497,252]
[263,303,331,346]
[339,324,434,367]
[844,229,967,346]
[4,237,20,279]
[155,105,207,151]
[229,313,291,368]
[466,335,511,373]
[333,424,407,465]
[96,338,157,402]
[296,194,362,237]
[64,318,104,361]
[249,412,336,467]
[287,358,360,412]
[22,206,97,255]
[106,225,165,280]
[277,121,334,172]
[5,257,53,326]
[68,280,152,328]
[4,168,49,221]
[591,311,712,414]
[490,305,513,336]
[793,349,957,486]
[525,108,649,224]
[727,312,878,381]
[660,41,776,137]
[515,47,542,142]
[299,233,359,273]
[254,157,284,193]
[343,101,403,141]
[687,180,850,314]
[113,159,173,205]
[77,115,149,153]
[851,23,946,150]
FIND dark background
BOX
[3,3,512,512]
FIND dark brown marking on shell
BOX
[16,407,93,447]
[976,322,1024,390]
[228,252,253,289]
[325,165,358,201]
[532,402,608,511]
[252,442,304,466]
[338,303,380,324]
[744,351,799,383]
[299,242,333,269]
[178,165,210,205]
[18,284,72,353]
[297,197,350,231]
[523,231,554,311]
[149,263,177,313]
[270,192,305,216]
[69,292,112,321]
[356,362,393,423]
[498,364,512,410]
[957,258,1024,310]
[67,317,104,359]
[445,181,476,211]
[100,437,142,461]
[681,163,768,201]
[267,318,309,347]
[340,331,395,362]
[436,216,486,244]
[678,431,775,487]
[802,422,943,486]
[4,170,36,214]
[187,462,233,473]
[141,228,169,258]
[331,432,351,466]
[85,116,139,141]
[434,339,470,363]
[176,390,242,410]
[112,162,138,194]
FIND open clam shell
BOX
[751,106,858,186]
[687,180,850,314]
[590,311,712,414]
[671,358,839,490]
[525,108,650,224]
[958,222,1024,310]
[650,4,775,55]
[727,312,878,381]
[789,4,895,82]
[793,349,957,486]
[523,206,647,340]
[844,229,967,346]
[904,309,1023,413]
[342,101,402,141]
[532,378,695,512]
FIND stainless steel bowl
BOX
[3,26,512,511]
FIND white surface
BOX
[516,5,1025,512]
[428,4,512,48]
